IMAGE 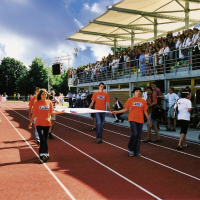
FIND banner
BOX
[54,106,110,114]
[2,97,7,102]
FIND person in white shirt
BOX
[142,87,147,100]
[179,38,185,60]
[111,55,119,79]
[185,34,193,47]
[174,91,192,150]
[81,90,86,108]
[17,93,20,102]
[192,28,199,45]
[76,91,81,108]
[163,42,170,72]
[158,87,179,131]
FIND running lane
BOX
[1,103,160,200]
[5,102,200,199]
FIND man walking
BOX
[28,87,40,145]
[158,87,179,131]
[48,91,59,139]
[151,82,162,129]
[143,86,161,143]
[89,82,112,143]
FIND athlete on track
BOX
[28,89,64,162]
[28,87,40,145]
[113,87,151,156]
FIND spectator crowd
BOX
[68,28,200,84]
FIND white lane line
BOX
[11,103,200,145]
[0,109,76,200]
[7,104,200,157]
[58,115,130,138]
[57,116,200,159]
[53,134,162,200]
[2,105,162,199]
[4,104,200,182]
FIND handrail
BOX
[68,45,200,85]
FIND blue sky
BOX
[0,0,119,68]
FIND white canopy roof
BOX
[67,0,200,47]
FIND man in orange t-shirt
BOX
[113,87,151,157]
[89,82,111,143]
[28,87,40,145]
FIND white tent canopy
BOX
[67,0,200,49]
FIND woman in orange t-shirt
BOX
[28,89,64,162]
[113,87,151,157]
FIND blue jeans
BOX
[128,121,143,155]
[95,113,106,139]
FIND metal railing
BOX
[69,45,200,85]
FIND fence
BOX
[69,45,200,85]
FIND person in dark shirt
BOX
[113,97,125,123]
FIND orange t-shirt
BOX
[32,100,53,126]
[124,97,148,123]
[91,91,110,111]
[29,96,37,109]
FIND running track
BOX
[0,102,200,200]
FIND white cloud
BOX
[74,19,84,29]
[90,45,112,61]
[91,3,104,14]
[83,3,90,10]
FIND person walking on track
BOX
[143,86,161,143]
[48,91,59,139]
[28,87,40,145]
[28,89,64,162]
[174,90,192,150]
[89,82,112,143]
[112,87,151,157]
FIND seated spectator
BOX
[112,97,125,123]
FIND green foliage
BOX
[0,57,27,95]
[1,56,73,96]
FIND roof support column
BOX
[185,2,189,30]
[154,18,158,40]
[131,30,135,50]
[114,38,117,54]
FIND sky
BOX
[0,0,120,69]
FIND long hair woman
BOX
[28,89,64,162]
[113,87,151,156]
[174,90,192,150]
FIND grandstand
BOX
[66,0,200,108]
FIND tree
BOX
[27,57,50,93]
[0,57,27,95]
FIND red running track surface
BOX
[0,102,200,200]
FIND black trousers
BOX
[36,126,50,158]
[113,113,123,120]
[69,98,73,108]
